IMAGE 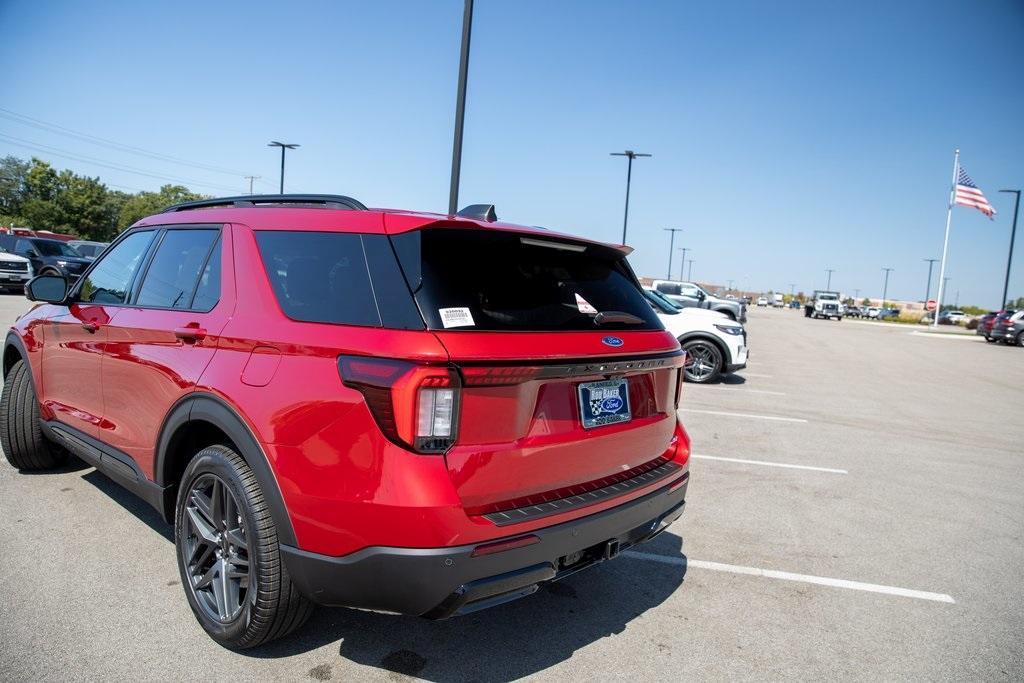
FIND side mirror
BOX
[697,290,706,301]
[25,275,68,303]
[26,249,39,258]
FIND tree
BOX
[117,185,206,228]
[0,156,29,216]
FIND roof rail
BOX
[162,194,368,213]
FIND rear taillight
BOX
[339,356,460,454]
[416,376,459,453]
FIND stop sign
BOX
[926,299,937,311]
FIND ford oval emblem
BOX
[601,396,623,412]
[602,336,624,347]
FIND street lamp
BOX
[825,268,835,290]
[676,247,688,280]
[998,190,1020,309]
[448,0,475,215]
[663,228,682,279]
[610,150,651,244]
[686,259,694,281]
[267,141,299,194]
[923,258,939,305]
[881,267,894,307]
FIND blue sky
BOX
[1,0,1022,307]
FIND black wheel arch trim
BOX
[3,331,29,379]
[154,392,297,546]
[676,332,732,369]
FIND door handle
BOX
[174,325,207,342]
[81,321,99,333]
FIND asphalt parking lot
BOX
[1,296,1022,681]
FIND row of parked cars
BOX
[976,310,1023,346]
[0,234,108,292]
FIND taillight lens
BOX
[339,356,460,454]
[415,376,458,453]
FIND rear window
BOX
[393,229,662,331]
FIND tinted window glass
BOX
[32,240,80,257]
[393,229,662,331]
[191,235,222,311]
[137,229,218,309]
[255,231,381,326]
[78,231,155,304]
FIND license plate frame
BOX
[577,378,631,429]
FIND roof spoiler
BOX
[455,204,497,222]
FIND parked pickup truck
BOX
[810,290,843,320]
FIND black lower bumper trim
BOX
[281,473,688,618]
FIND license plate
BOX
[578,378,631,429]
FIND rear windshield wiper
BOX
[593,311,645,326]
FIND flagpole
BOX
[933,149,959,328]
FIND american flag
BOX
[954,166,996,218]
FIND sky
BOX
[1,0,1022,308]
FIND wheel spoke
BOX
[193,562,218,590]
[187,538,215,568]
[210,480,224,531]
[186,505,219,546]
[210,559,228,618]
[189,488,214,528]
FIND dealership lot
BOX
[1,297,1022,680]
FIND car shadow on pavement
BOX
[247,532,688,681]
[717,374,747,386]
[80,468,174,543]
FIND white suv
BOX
[644,288,748,383]
[0,247,33,293]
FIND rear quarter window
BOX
[254,231,422,329]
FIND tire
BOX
[0,359,68,470]
[682,339,723,384]
[1017,332,1024,348]
[175,444,313,649]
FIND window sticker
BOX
[575,293,598,315]
[439,307,476,328]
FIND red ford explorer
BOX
[1,195,690,648]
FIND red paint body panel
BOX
[8,206,689,560]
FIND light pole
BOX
[922,258,939,304]
[881,267,894,307]
[610,150,651,244]
[267,141,299,194]
[676,247,688,280]
[245,175,260,195]
[789,284,796,296]
[854,288,860,301]
[687,259,694,281]
[998,190,1020,309]
[663,228,682,279]
[825,268,835,290]
[727,279,734,292]
[448,0,474,215]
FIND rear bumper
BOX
[280,473,688,618]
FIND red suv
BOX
[1,195,690,648]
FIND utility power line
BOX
[0,107,251,177]
[0,133,243,193]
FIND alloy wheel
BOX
[684,343,719,382]
[180,473,253,623]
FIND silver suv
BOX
[651,280,747,323]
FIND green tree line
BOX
[0,155,207,242]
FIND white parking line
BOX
[696,387,788,396]
[692,454,847,474]
[741,372,774,378]
[681,408,807,423]
[623,552,955,604]
[908,331,979,340]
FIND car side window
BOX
[14,239,33,255]
[136,229,219,309]
[190,235,222,311]
[78,231,156,305]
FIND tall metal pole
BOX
[825,269,835,290]
[789,284,796,296]
[934,149,959,328]
[998,190,1020,309]
[687,259,694,281]
[677,247,688,280]
[663,228,682,279]
[611,150,651,244]
[881,267,894,306]
[268,142,299,194]
[922,258,938,304]
[448,0,474,215]
[245,175,260,195]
